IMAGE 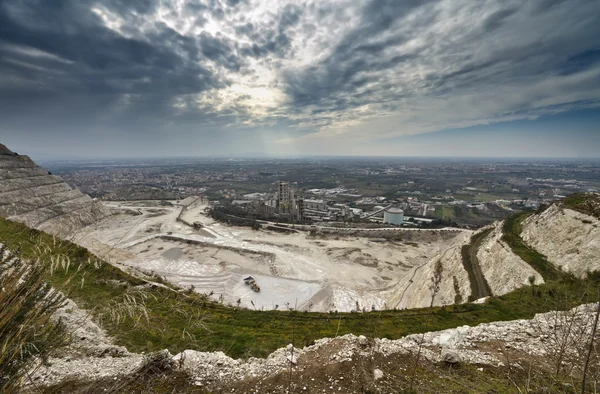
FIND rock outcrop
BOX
[477,223,544,295]
[0,143,109,237]
[521,203,600,277]
[31,299,597,391]
[174,303,596,390]
[28,298,144,388]
[389,234,473,309]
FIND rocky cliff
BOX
[521,202,600,277]
[0,143,109,237]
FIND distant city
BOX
[43,157,600,229]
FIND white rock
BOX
[373,369,384,380]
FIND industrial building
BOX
[277,182,294,214]
[303,199,327,210]
[249,181,358,223]
[383,207,404,225]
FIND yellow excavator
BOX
[244,276,260,292]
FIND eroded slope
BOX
[476,223,544,295]
[521,202,600,277]
[0,144,109,236]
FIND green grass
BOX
[461,228,493,300]
[501,212,565,281]
[562,192,600,219]
[0,215,597,360]
[435,205,456,221]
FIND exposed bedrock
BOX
[521,203,600,277]
[0,143,109,236]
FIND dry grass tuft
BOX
[0,245,66,393]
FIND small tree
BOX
[410,259,444,390]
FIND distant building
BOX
[383,207,404,225]
[297,199,305,220]
[304,199,327,211]
[258,200,276,217]
[277,181,295,214]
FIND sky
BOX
[0,0,599,159]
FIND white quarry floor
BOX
[75,200,471,312]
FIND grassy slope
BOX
[460,228,493,301]
[561,192,600,219]
[0,214,597,359]
[435,205,456,221]
[501,212,564,281]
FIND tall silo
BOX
[383,207,404,225]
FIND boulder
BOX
[442,351,461,364]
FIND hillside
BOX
[0,143,109,237]
[521,195,600,277]
[3,203,600,392]
[0,147,599,392]
[476,223,544,295]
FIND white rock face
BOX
[173,304,598,389]
[173,343,303,386]
[477,223,544,295]
[28,297,145,388]
[373,368,384,380]
[521,204,600,277]
[0,144,109,237]
[27,291,598,390]
[389,231,473,309]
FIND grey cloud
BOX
[279,3,302,28]
[198,32,243,71]
[236,5,302,59]
[0,1,215,91]
[0,0,247,128]
[224,0,247,7]
[102,0,158,15]
[284,0,433,108]
[1,0,600,154]
[282,0,600,130]
[482,8,517,31]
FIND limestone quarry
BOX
[75,199,479,312]
[2,143,600,392]
[0,143,553,313]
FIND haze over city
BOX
[1,0,599,158]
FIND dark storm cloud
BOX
[1,0,600,155]
[283,0,433,109]
[0,0,241,121]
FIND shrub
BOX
[0,246,66,393]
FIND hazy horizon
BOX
[34,153,600,164]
